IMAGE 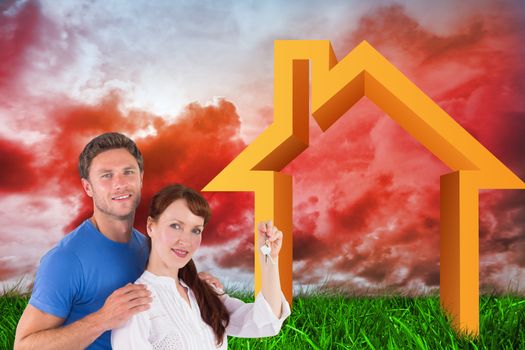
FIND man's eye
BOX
[124,170,135,175]
[101,173,112,179]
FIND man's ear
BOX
[81,178,93,197]
[146,216,155,237]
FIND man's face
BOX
[81,148,143,221]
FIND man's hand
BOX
[89,283,152,331]
[198,271,224,292]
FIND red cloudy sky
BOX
[1,0,524,292]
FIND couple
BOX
[14,132,290,349]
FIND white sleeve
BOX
[111,311,154,350]
[224,291,291,338]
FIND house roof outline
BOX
[202,40,525,335]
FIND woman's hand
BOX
[258,221,283,260]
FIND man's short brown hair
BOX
[78,132,144,179]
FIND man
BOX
[15,132,221,349]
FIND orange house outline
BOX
[202,40,525,335]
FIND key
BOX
[260,239,276,264]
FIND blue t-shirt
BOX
[29,220,149,349]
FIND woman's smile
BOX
[171,248,188,258]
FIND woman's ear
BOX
[146,216,155,237]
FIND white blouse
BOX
[111,270,291,349]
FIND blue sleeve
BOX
[28,247,82,319]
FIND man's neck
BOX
[90,212,134,243]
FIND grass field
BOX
[1,291,524,349]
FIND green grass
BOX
[0,291,29,349]
[227,292,525,349]
[1,291,524,349]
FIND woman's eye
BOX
[192,228,202,235]
[170,223,181,230]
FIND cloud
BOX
[0,0,43,93]
[215,234,255,270]
[46,95,252,238]
[479,190,525,291]
[0,138,37,192]
[283,3,525,291]
[0,90,256,279]
[0,1,523,293]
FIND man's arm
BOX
[15,284,152,350]
[14,304,102,350]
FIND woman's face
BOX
[147,199,204,272]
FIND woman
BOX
[111,184,290,349]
